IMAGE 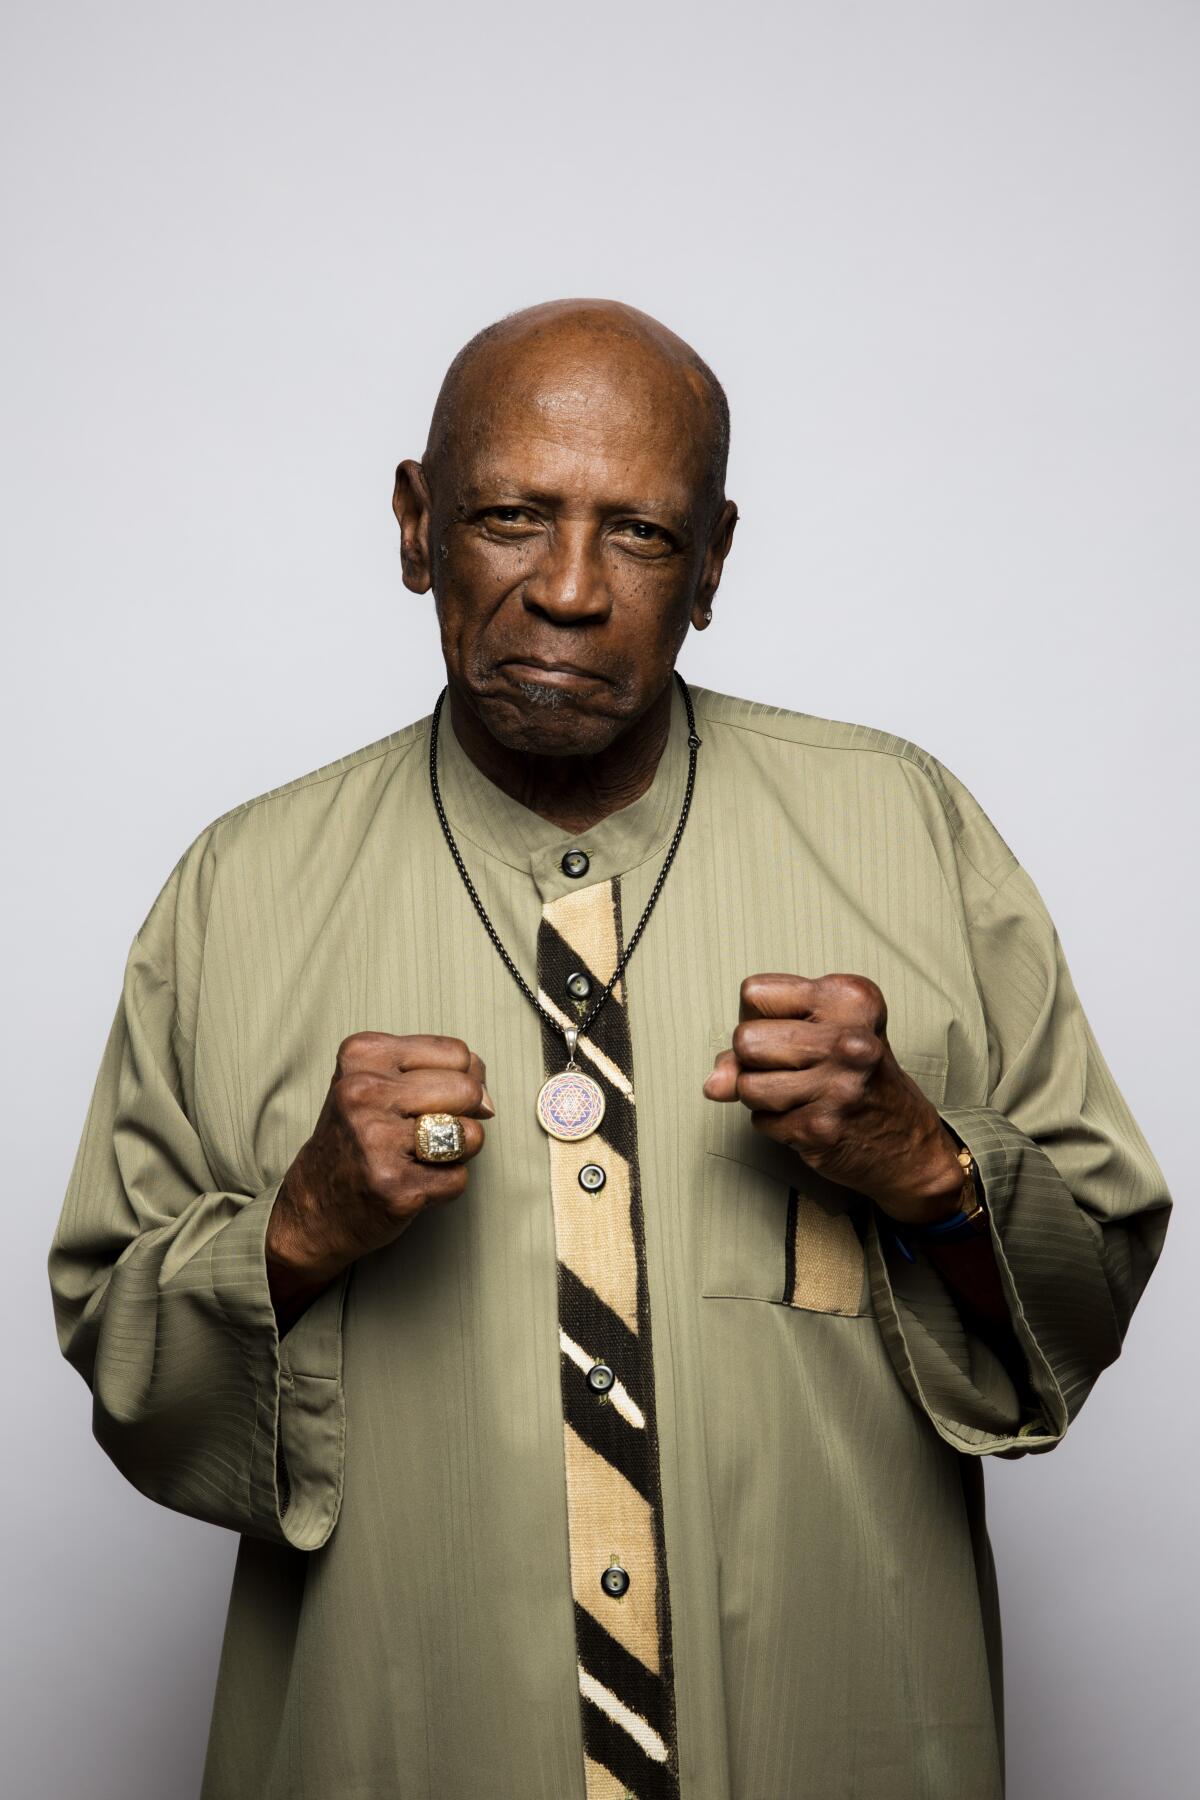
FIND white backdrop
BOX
[3,4,1194,1796]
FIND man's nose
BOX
[521,522,612,623]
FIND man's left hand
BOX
[703,972,966,1227]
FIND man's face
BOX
[394,331,736,758]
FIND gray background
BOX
[3,3,1195,1795]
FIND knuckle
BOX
[335,1031,382,1071]
[829,973,886,1023]
[802,1107,840,1147]
[337,1069,381,1111]
[356,1113,395,1156]
[369,1158,406,1193]
[835,1027,879,1067]
[829,1068,865,1105]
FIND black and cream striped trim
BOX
[538,878,680,1800]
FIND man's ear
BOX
[393,459,433,594]
[692,499,739,629]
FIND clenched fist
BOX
[703,973,965,1225]
[265,1031,494,1331]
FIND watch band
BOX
[885,1144,988,1262]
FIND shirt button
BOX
[587,1362,615,1394]
[566,970,592,1001]
[578,1163,606,1192]
[600,1562,629,1599]
[561,848,590,878]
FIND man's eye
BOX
[483,507,536,530]
[617,521,674,554]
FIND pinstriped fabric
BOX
[46,680,1173,1800]
[538,878,680,1800]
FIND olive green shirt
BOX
[48,680,1171,1800]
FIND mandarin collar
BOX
[428,675,694,904]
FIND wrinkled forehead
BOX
[439,331,715,501]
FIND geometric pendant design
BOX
[537,1067,607,1140]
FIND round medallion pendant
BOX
[536,1068,606,1141]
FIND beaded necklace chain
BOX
[428,669,702,1139]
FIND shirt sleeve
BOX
[47,915,349,1547]
[866,759,1174,1459]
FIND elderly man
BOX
[50,299,1171,1800]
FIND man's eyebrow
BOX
[456,484,560,510]
[457,485,693,529]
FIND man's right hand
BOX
[264,1031,494,1332]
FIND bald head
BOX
[423,298,730,525]
[392,296,739,762]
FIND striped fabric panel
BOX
[537,879,680,1800]
[784,1187,866,1314]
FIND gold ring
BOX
[414,1112,467,1164]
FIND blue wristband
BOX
[887,1203,984,1261]
[885,1134,986,1260]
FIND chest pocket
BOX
[701,1029,950,1316]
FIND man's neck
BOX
[446,679,674,834]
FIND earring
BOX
[703,608,713,623]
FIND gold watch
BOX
[952,1146,988,1230]
[899,1142,989,1245]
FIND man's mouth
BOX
[499,658,608,687]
